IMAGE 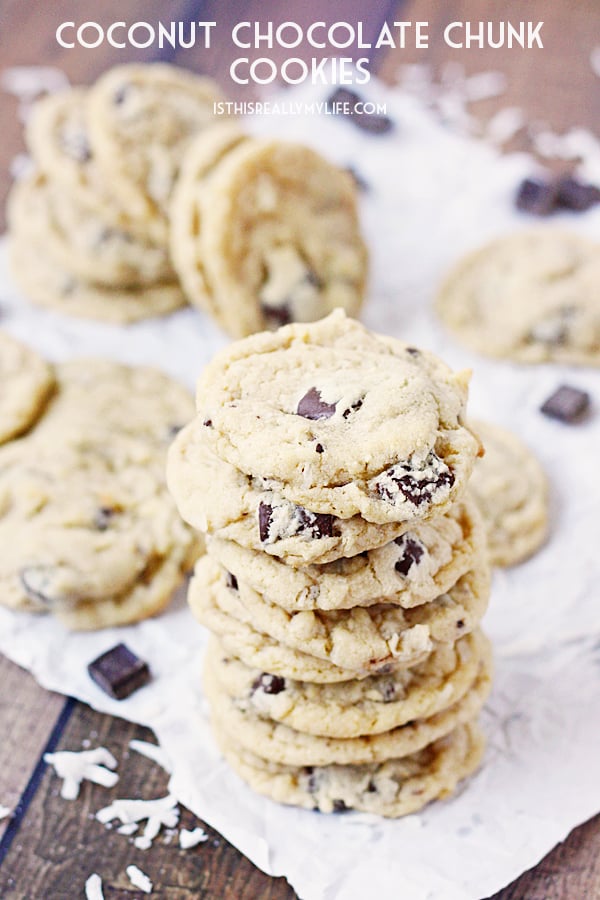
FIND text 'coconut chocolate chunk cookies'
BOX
[167,310,494,817]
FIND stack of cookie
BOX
[6,64,226,323]
[0,331,202,630]
[168,310,493,817]
[169,123,368,336]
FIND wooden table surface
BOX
[1,1,600,897]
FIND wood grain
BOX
[0,656,64,842]
[0,702,295,899]
[1,0,599,896]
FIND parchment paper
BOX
[1,78,599,900]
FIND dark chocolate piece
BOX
[375,454,455,507]
[555,176,600,212]
[332,799,350,813]
[261,302,292,328]
[315,443,324,453]
[327,88,394,135]
[225,571,239,591]
[297,387,336,420]
[258,502,273,542]
[94,506,115,531]
[252,673,286,695]
[342,398,363,419]
[296,508,334,538]
[515,178,556,216]
[540,384,590,422]
[380,681,397,702]
[87,643,151,700]
[394,534,426,576]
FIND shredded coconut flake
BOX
[485,107,526,145]
[129,739,171,772]
[84,873,104,900]
[96,794,179,851]
[179,826,209,849]
[464,71,507,102]
[116,822,139,836]
[0,66,69,101]
[0,805,11,821]
[590,46,600,78]
[44,747,118,800]
[126,864,153,894]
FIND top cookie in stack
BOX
[168,311,492,817]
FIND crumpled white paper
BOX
[1,78,600,900]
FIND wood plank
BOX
[0,700,296,899]
[0,656,65,842]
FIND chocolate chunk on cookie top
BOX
[195,311,479,525]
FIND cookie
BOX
[0,429,200,628]
[168,435,430,566]
[212,720,485,817]
[197,554,489,675]
[25,88,148,239]
[8,232,186,323]
[194,312,480,523]
[469,419,549,566]
[87,64,227,238]
[436,230,600,365]
[8,172,174,288]
[203,651,492,765]
[34,359,193,448]
[169,123,249,321]
[188,573,427,684]
[206,496,486,611]
[0,332,55,444]
[172,136,367,336]
[206,629,488,739]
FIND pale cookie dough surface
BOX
[196,312,480,523]
[87,64,227,235]
[206,496,486,611]
[436,229,600,365]
[0,430,200,628]
[169,123,249,319]
[188,572,432,683]
[199,555,490,675]
[183,138,367,336]
[34,359,194,448]
[8,172,174,288]
[9,233,186,323]
[207,630,488,739]
[204,652,492,765]
[168,434,429,565]
[213,720,485,817]
[25,88,151,239]
[470,419,549,567]
[0,332,55,444]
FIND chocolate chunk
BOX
[405,347,420,357]
[380,681,397,702]
[203,418,213,427]
[297,388,336,420]
[456,619,465,630]
[252,673,286,694]
[87,643,151,700]
[540,384,590,422]
[394,534,426,576]
[94,506,115,531]
[555,176,600,212]
[327,87,394,135]
[332,799,349,813]
[327,87,361,112]
[354,113,394,135]
[225,571,238,591]
[515,178,557,216]
[296,507,334,539]
[315,443,324,453]
[258,502,273,542]
[261,302,291,328]
[366,780,377,793]
[342,398,363,419]
[375,453,455,507]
